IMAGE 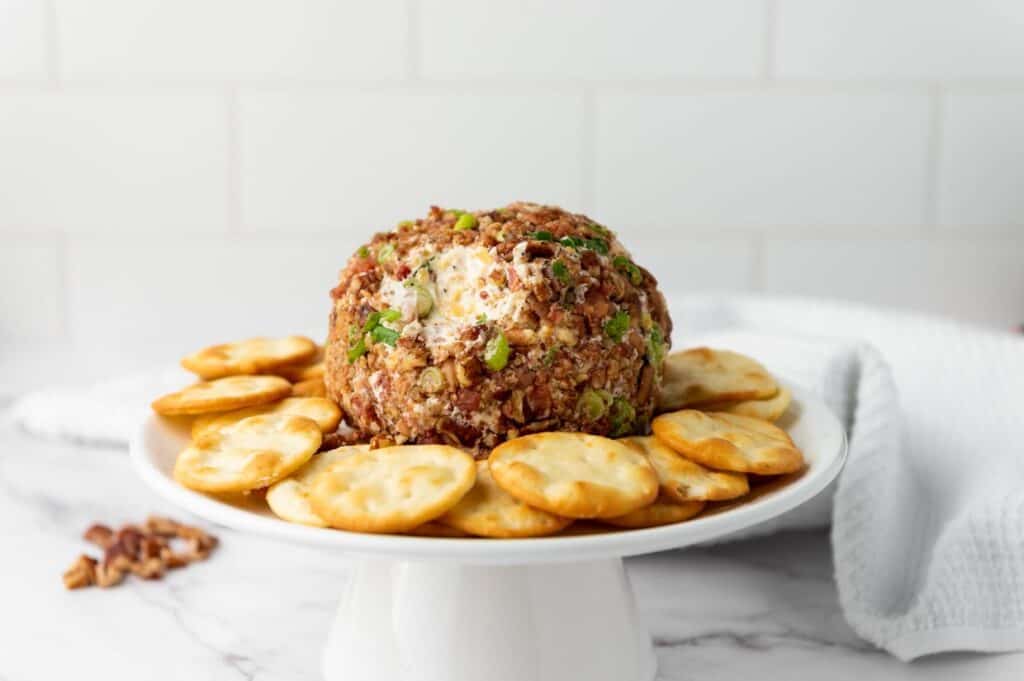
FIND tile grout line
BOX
[225,87,241,233]
[42,0,61,86]
[761,0,777,81]
[923,86,944,231]
[405,0,421,81]
[580,90,596,214]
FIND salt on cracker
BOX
[602,499,705,529]
[651,410,804,475]
[623,436,749,502]
[702,386,792,423]
[152,375,291,416]
[192,397,342,439]
[440,460,572,538]
[181,336,317,380]
[488,432,658,519]
[265,445,369,527]
[174,413,322,493]
[657,347,778,411]
[309,445,476,534]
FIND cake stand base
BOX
[322,557,657,681]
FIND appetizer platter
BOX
[131,203,846,681]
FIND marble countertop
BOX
[2,423,1023,681]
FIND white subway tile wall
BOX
[0,0,48,80]
[938,94,1024,229]
[594,92,931,231]
[55,0,408,81]
[0,239,63,343]
[776,0,1024,79]
[762,238,1024,326]
[1,0,1022,380]
[419,0,764,80]
[0,93,227,233]
[240,92,584,231]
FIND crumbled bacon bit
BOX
[62,516,218,591]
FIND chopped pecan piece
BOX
[62,555,97,590]
[82,524,115,549]
[95,564,125,589]
[64,516,218,590]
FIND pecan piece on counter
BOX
[82,524,115,549]
[62,516,219,591]
[62,555,97,590]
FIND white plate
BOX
[130,380,846,566]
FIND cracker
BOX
[657,347,778,411]
[440,461,572,538]
[651,410,804,475]
[623,436,749,502]
[265,445,369,527]
[192,397,342,439]
[174,413,322,493]
[309,445,476,534]
[291,378,326,398]
[488,433,658,519]
[276,361,325,383]
[152,375,291,416]
[602,499,705,529]
[181,336,318,380]
[702,386,792,422]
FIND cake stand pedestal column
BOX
[322,557,657,681]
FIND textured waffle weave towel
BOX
[673,295,1024,660]
[8,295,1024,660]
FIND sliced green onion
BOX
[398,220,414,230]
[543,346,559,365]
[559,235,584,249]
[603,309,630,343]
[356,246,370,258]
[419,366,445,393]
[347,326,367,363]
[362,311,382,333]
[483,331,510,371]
[413,285,433,317]
[377,243,396,262]
[588,223,611,237]
[528,230,554,241]
[583,237,609,255]
[454,213,478,231]
[476,313,488,324]
[612,255,643,285]
[380,308,402,323]
[371,325,399,347]
[578,389,609,421]
[551,260,571,285]
[647,323,666,366]
[609,398,635,437]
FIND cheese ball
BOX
[325,203,672,453]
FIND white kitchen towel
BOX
[5,367,194,447]
[670,295,1024,661]
[7,294,1024,661]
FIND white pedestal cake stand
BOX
[131,382,846,681]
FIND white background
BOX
[2,0,1023,389]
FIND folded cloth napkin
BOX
[7,294,1024,661]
